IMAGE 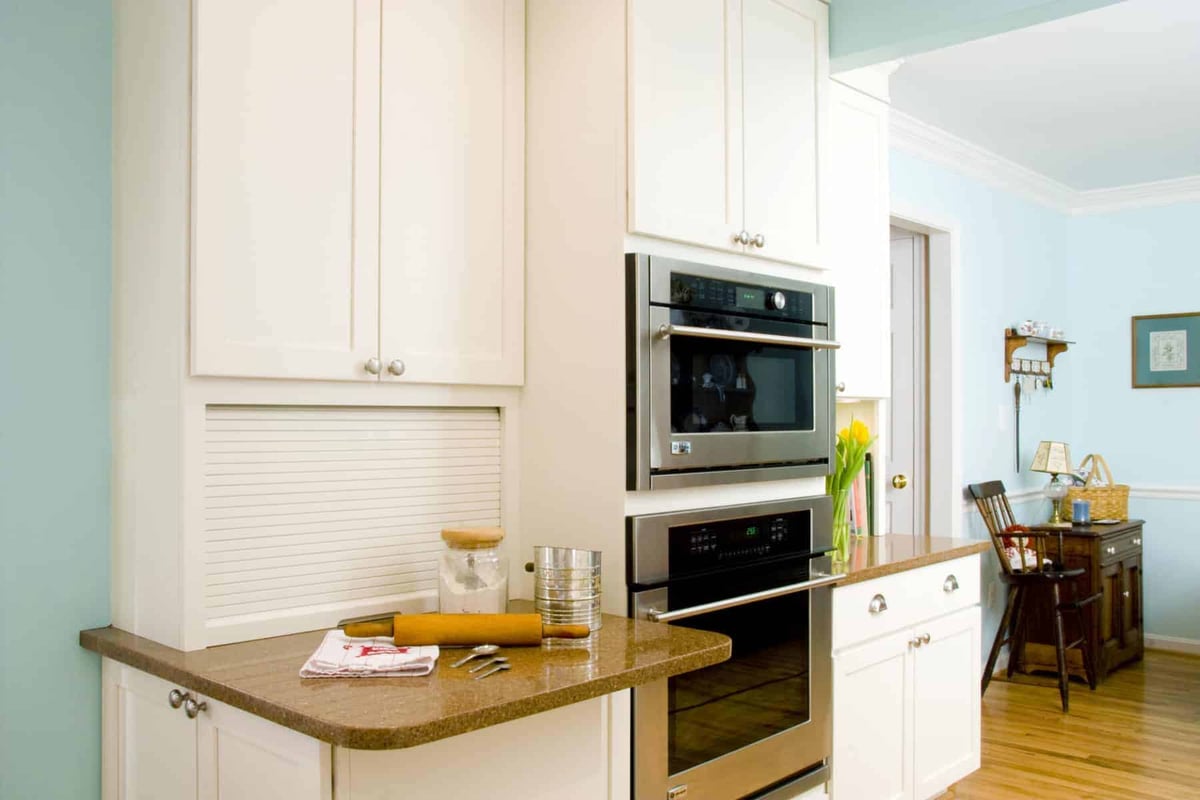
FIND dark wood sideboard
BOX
[1018,519,1145,682]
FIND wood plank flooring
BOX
[941,650,1200,799]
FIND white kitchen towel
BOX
[300,630,439,678]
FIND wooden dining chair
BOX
[969,480,1100,711]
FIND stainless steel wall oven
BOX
[626,254,838,490]
[628,497,835,800]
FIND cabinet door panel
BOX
[192,0,381,380]
[197,697,330,800]
[114,667,197,800]
[628,0,743,253]
[741,0,828,268]
[833,629,912,800]
[830,81,889,397]
[379,0,524,385]
[1120,553,1143,652]
[912,607,981,799]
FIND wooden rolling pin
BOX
[341,614,590,646]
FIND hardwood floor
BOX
[942,650,1200,799]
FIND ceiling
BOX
[888,0,1200,191]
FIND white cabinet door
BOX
[741,0,829,268]
[628,0,744,254]
[191,0,382,381]
[830,81,890,398]
[378,0,524,386]
[196,697,330,800]
[832,629,912,800]
[911,607,981,800]
[106,663,197,800]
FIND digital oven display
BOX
[735,286,765,309]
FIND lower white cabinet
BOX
[831,556,982,800]
[102,659,631,800]
[102,660,330,800]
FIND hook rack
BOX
[1004,328,1073,383]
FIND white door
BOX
[378,0,524,386]
[830,81,890,397]
[191,0,382,381]
[627,0,744,254]
[888,229,927,535]
[832,629,913,800]
[911,607,981,799]
[197,697,330,800]
[112,667,197,800]
[741,0,829,268]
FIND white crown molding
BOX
[890,110,1200,216]
[1072,175,1200,216]
[890,110,1076,212]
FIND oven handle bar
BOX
[657,323,841,350]
[645,572,839,623]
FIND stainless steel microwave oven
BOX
[626,254,838,490]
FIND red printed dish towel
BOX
[300,630,439,678]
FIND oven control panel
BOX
[667,273,816,323]
[669,510,812,575]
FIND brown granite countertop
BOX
[820,535,991,587]
[80,607,729,750]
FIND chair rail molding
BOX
[1129,485,1200,502]
[890,110,1200,216]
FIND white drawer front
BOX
[832,554,980,651]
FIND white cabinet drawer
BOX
[832,554,980,651]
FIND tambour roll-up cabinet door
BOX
[378,0,524,386]
[203,406,502,645]
[191,0,382,381]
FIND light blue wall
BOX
[1067,202,1200,641]
[890,148,1075,650]
[831,0,1120,71]
[0,2,112,798]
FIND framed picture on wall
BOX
[1131,312,1200,388]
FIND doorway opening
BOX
[889,214,961,538]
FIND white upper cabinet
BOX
[628,0,829,269]
[628,0,742,254]
[378,0,524,386]
[830,79,890,398]
[741,0,829,268]
[190,0,523,386]
[191,0,381,381]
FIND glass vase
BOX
[831,488,851,562]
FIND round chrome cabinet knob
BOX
[168,689,188,709]
[388,359,406,377]
[364,357,382,375]
[752,233,766,248]
[733,230,752,245]
[183,697,208,719]
[767,291,786,311]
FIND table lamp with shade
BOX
[1031,440,1073,523]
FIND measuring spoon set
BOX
[449,644,511,680]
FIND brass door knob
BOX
[892,474,908,489]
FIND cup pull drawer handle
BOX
[943,575,959,593]
[869,594,887,614]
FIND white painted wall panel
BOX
[202,406,501,637]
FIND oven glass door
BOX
[648,561,825,777]
[649,306,831,473]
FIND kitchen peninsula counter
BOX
[80,608,729,750]
[822,534,991,586]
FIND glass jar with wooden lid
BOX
[439,526,508,614]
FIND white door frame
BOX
[889,207,962,538]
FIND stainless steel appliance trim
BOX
[631,585,832,800]
[646,573,839,623]
[657,322,841,351]
[750,764,830,800]
[628,495,832,587]
[627,253,836,492]
[649,306,833,477]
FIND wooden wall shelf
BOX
[1004,329,1073,383]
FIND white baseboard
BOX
[1145,634,1200,655]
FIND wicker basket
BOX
[1065,454,1129,521]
